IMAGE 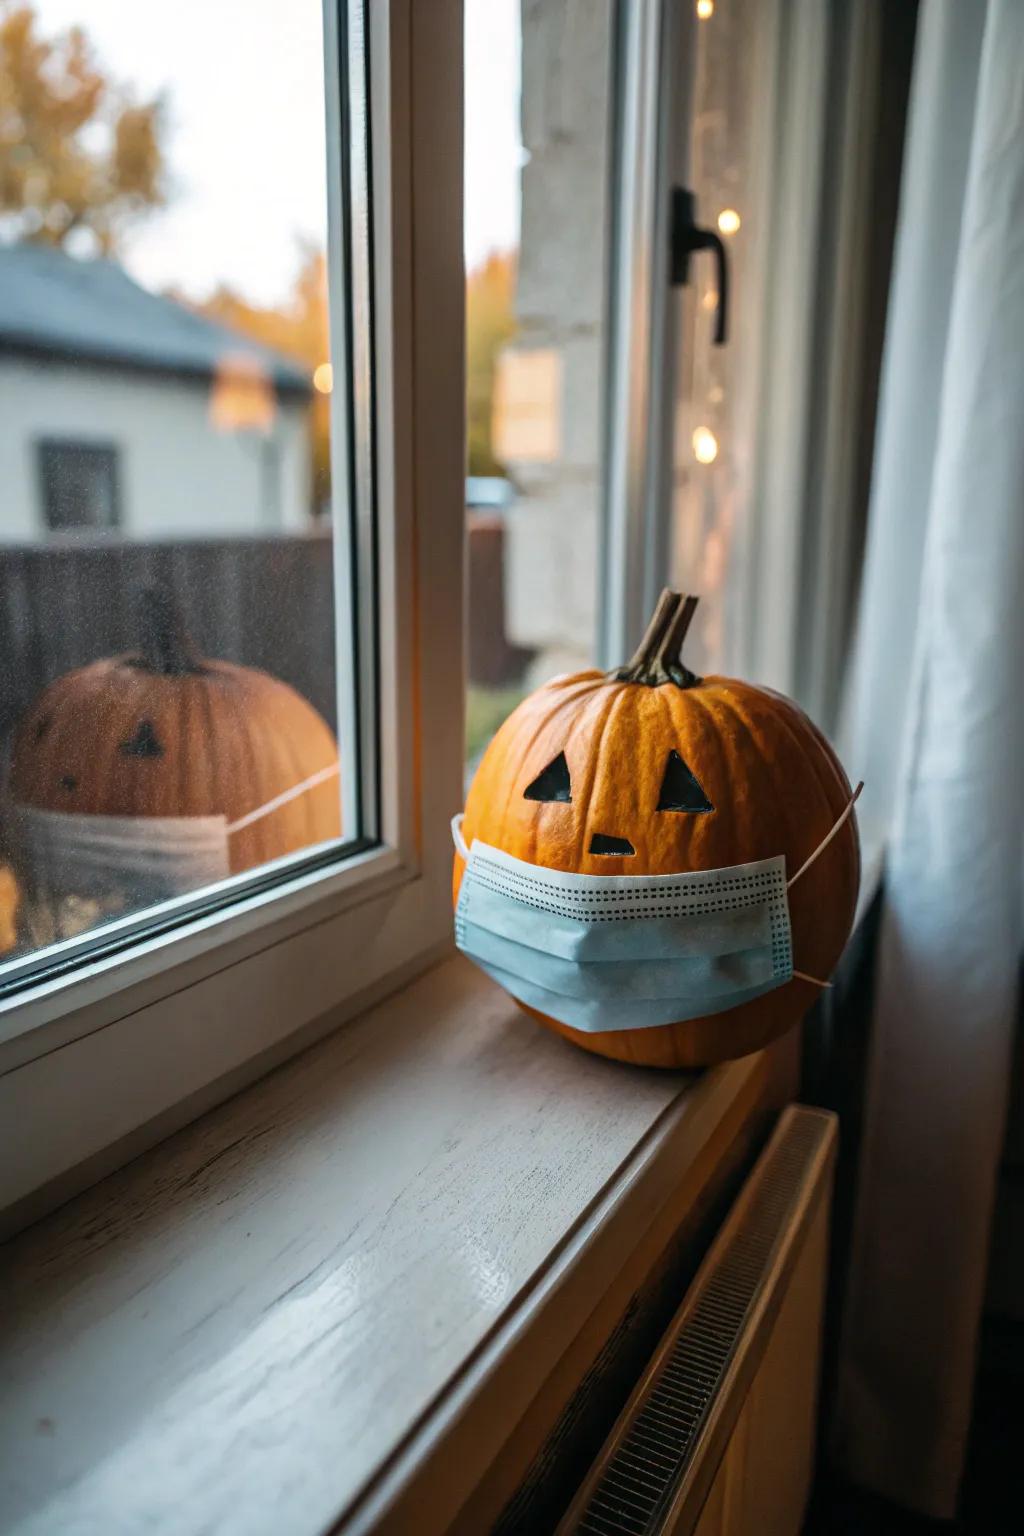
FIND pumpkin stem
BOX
[607,589,703,688]
[132,586,207,677]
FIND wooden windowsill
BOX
[1,957,773,1536]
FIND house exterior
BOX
[0,245,313,542]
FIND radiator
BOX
[556,1105,837,1536]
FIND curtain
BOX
[835,0,1024,1518]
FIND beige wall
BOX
[503,0,614,672]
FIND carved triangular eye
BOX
[657,750,713,813]
[524,751,572,803]
[120,719,164,759]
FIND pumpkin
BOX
[453,589,859,1068]
[0,862,19,954]
[8,587,341,876]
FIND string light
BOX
[701,289,718,312]
[717,208,741,236]
[313,362,334,394]
[696,0,714,17]
[692,426,719,465]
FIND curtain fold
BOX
[835,0,1024,1517]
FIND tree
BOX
[0,3,164,255]
[194,245,332,513]
[194,244,516,507]
[467,250,517,477]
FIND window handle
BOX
[670,187,729,345]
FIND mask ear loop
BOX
[451,813,470,861]
[787,781,863,990]
[226,762,340,836]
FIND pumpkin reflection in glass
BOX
[454,590,859,1069]
[8,588,340,942]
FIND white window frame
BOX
[0,0,465,1232]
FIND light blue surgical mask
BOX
[451,792,859,1034]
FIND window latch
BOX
[670,187,729,346]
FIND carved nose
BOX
[589,832,636,857]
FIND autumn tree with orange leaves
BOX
[467,250,517,476]
[0,2,164,255]
[195,246,333,513]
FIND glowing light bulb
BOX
[313,362,334,394]
[692,426,719,465]
[696,0,714,18]
[717,208,741,237]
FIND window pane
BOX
[0,1,365,984]
[464,0,613,767]
[669,0,763,678]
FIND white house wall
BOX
[0,356,311,542]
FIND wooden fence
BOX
[0,521,532,745]
[0,532,339,741]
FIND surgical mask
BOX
[7,763,339,948]
[451,787,860,1034]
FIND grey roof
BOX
[0,243,311,394]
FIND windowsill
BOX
[1,956,771,1536]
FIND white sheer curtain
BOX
[836,0,1024,1516]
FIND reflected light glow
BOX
[312,362,334,395]
[692,426,719,465]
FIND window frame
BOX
[0,0,465,1232]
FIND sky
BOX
[30,0,522,306]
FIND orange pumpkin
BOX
[8,588,340,875]
[0,862,19,954]
[454,590,859,1068]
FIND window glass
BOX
[0,1,362,981]
[464,0,613,769]
[39,441,121,531]
[669,0,764,679]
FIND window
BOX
[464,0,614,765]
[0,0,464,1225]
[2,0,895,1229]
[38,439,121,531]
[464,0,894,768]
[1,0,361,981]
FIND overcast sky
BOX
[31,0,521,305]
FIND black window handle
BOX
[670,187,729,346]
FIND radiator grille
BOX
[568,1110,831,1536]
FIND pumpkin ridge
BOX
[668,686,727,861]
[714,684,856,981]
[577,682,634,870]
[176,675,191,821]
[221,673,264,863]
[568,683,625,868]
[195,667,220,817]
[657,681,714,868]
[109,669,153,817]
[728,685,841,863]
[276,685,316,844]
[699,685,771,864]
[652,682,683,865]
[490,679,604,855]
[524,681,608,867]
[757,693,858,920]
